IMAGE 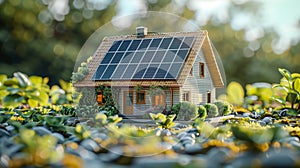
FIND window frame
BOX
[151,93,166,106]
[189,67,193,76]
[199,62,205,78]
[136,91,146,104]
[182,91,190,102]
[96,92,105,105]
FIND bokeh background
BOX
[1,0,300,86]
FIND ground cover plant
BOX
[1,68,300,167]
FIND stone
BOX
[160,129,172,136]
[279,137,300,143]
[0,129,10,137]
[133,157,179,168]
[184,144,203,155]
[80,139,101,153]
[262,117,272,124]
[279,109,288,117]
[32,126,52,136]
[52,133,65,144]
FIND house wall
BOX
[181,50,216,105]
[118,87,173,115]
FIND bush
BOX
[214,101,233,116]
[204,103,219,117]
[198,105,207,119]
[172,102,198,121]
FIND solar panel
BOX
[92,36,195,81]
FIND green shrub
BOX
[214,101,233,116]
[204,103,219,117]
[172,101,198,121]
[198,105,207,119]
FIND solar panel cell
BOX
[138,39,151,50]
[132,64,148,79]
[131,52,144,63]
[102,65,116,79]
[128,40,141,51]
[118,40,131,51]
[169,38,182,49]
[111,52,124,63]
[159,38,172,49]
[109,41,122,51]
[155,64,170,79]
[112,64,127,79]
[101,53,114,64]
[92,65,107,79]
[143,65,159,79]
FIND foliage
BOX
[214,101,233,116]
[10,129,64,167]
[218,81,245,107]
[273,68,300,112]
[197,105,207,119]
[172,102,198,121]
[0,72,49,107]
[71,56,92,83]
[76,105,99,118]
[204,103,219,117]
[94,113,122,127]
[50,80,81,105]
[147,85,166,97]
[95,85,119,114]
[149,113,176,129]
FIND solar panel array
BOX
[91,36,195,81]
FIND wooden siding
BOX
[118,88,174,115]
[181,50,216,105]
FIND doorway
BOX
[123,91,134,114]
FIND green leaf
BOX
[6,87,21,94]
[226,81,244,106]
[2,94,24,107]
[29,76,43,85]
[28,99,38,107]
[0,75,7,82]
[13,72,31,88]
[293,78,300,93]
[3,78,19,86]
[278,68,292,82]
[38,91,49,106]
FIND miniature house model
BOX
[75,27,224,115]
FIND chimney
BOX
[136,26,148,38]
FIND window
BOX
[152,94,166,106]
[136,91,146,104]
[199,62,205,78]
[207,91,211,103]
[189,67,193,76]
[97,92,105,104]
[182,91,190,101]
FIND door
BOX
[123,91,134,114]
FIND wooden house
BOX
[74,27,224,115]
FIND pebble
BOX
[133,157,179,168]
[80,139,101,153]
[0,129,10,137]
[160,129,172,136]
[184,144,203,155]
[243,113,250,117]
[52,133,65,144]
[32,126,52,136]
[279,137,300,143]
[262,117,272,124]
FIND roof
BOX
[74,30,224,88]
